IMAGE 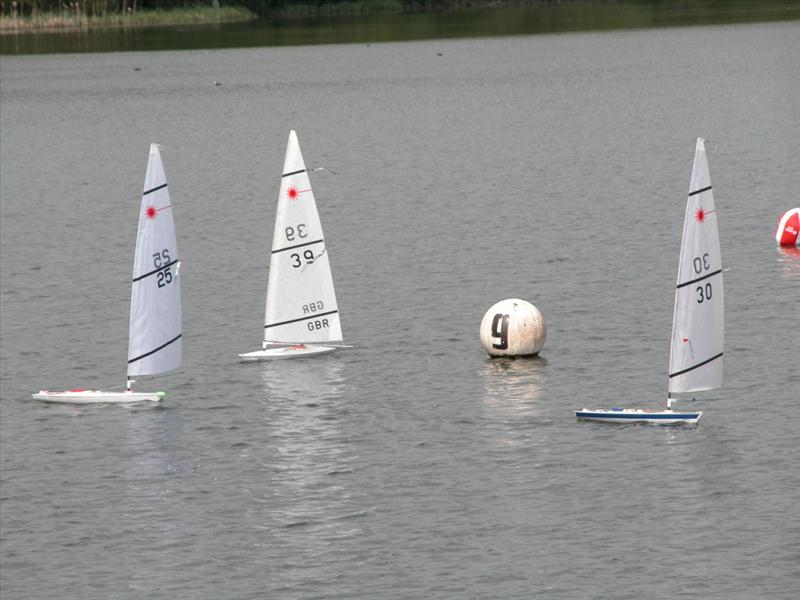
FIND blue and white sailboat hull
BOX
[575,408,701,425]
[574,139,723,426]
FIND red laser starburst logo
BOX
[695,208,705,223]
[145,205,158,220]
[287,186,299,201]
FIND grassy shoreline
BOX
[0,6,257,34]
[270,1,406,17]
[5,0,797,37]
[1,1,560,34]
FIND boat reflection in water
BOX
[258,357,349,497]
[256,357,369,583]
[259,355,345,405]
[118,406,189,577]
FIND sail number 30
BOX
[693,253,711,274]
[152,249,174,288]
[696,283,713,303]
[693,253,713,303]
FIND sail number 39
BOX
[287,223,314,268]
[286,224,307,242]
[291,249,315,268]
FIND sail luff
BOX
[667,138,724,395]
[127,144,182,377]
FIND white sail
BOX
[127,144,182,377]
[263,130,343,346]
[668,138,724,394]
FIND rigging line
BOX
[143,183,168,196]
[676,268,722,289]
[132,259,179,282]
[128,333,182,364]
[688,185,712,197]
[669,352,723,378]
[298,246,327,273]
[311,166,339,174]
[264,310,338,329]
[271,239,323,254]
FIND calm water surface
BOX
[2,21,799,599]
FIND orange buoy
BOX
[775,208,800,247]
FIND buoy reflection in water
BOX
[777,245,800,279]
[481,357,548,418]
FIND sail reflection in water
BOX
[259,356,345,404]
[117,409,190,588]
[256,358,371,585]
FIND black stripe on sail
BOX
[272,239,323,254]
[676,268,722,289]
[282,169,306,178]
[264,310,338,330]
[128,333,182,364]
[143,183,168,196]
[688,185,712,197]
[669,352,723,378]
[132,258,179,283]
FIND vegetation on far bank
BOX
[1,0,557,33]
[0,3,256,33]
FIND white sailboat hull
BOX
[575,408,702,425]
[32,390,165,404]
[239,344,339,362]
[244,131,345,361]
[34,144,181,404]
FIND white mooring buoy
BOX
[479,299,546,357]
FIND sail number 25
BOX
[152,249,174,288]
[693,252,712,303]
